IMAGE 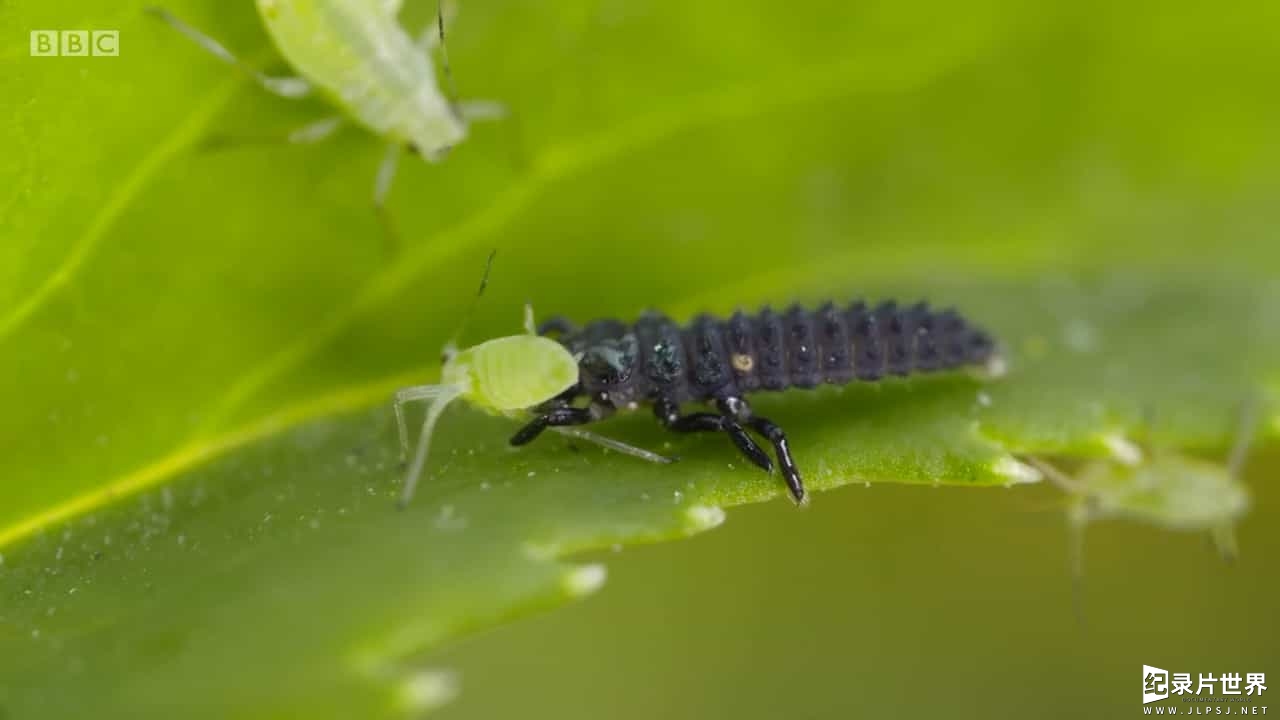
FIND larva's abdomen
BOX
[752,308,789,391]
[784,305,822,388]
[816,302,853,384]
[560,300,1000,405]
[719,300,998,396]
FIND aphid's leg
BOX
[462,98,526,173]
[456,101,508,122]
[515,393,672,461]
[1210,523,1239,563]
[1225,394,1262,478]
[1065,498,1090,628]
[524,386,666,464]
[288,116,345,144]
[1023,456,1087,494]
[653,396,773,475]
[393,384,452,464]
[391,384,465,507]
[197,116,345,153]
[373,143,404,255]
[509,406,609,445]
[550,427,674,464]
[1210,397,1260,563]
[374,144,402,208]
[537,316,579,337]
[145,7,313,99]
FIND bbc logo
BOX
[30,30,119,57]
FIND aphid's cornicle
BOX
[512,301,1002,503]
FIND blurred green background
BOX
[2,0,1278,717]
[441,467,1279,718]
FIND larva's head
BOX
[443,334,580,412]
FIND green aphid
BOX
[147,0,503,211]
[393,304,672,507]
[1030,400,1260,589]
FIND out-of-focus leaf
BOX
[1,0,1278,717]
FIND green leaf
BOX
[2,0,1278,717]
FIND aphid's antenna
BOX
[443,249,497,361]
[435,0,460,113]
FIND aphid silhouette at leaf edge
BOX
[1025,398,1260,622]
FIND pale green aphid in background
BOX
[1028,400,1259,597]
[147,0,504,213]
[393,304,672,507]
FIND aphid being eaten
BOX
[394,303,673,507]
[147,0,503,215]
[395,298,1003,506]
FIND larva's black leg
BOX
[510,407,596,445]
[715,396,806,505]
[746,416,806,504]
[537,316,579,337]
[653,397,773,473]
[534,383,583,411]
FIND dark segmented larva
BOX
[512,300,1003,504]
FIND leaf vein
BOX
[0,71,249,341]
